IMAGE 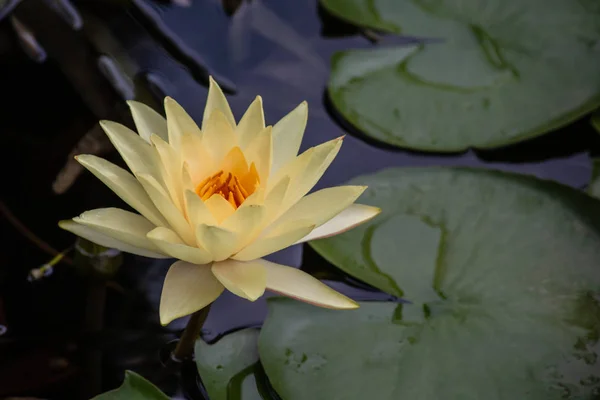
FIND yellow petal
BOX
[296,204,381,244]
[221,204,266,250]
[137,173,195,245]
[270,101,307,175]
[287,136,343,207]
[211,259,266,301]
[165,96,202,152]
[243,126,272,187]
[262,258,358,309]
[222,204,265,231]
[266,138,342,216]
[76,155,167,227]
[204,194,236,223]
[202,76,236,130]
[181,162,195,193]
[127,100,168,143]
[147,227,212,264]
[159,261,224,325]
[266,142,313,195]
[73,207,160,250]
[273,185,367,229]
[220,146,249,178]
[241,187,266,207]
[99,120,158,177]
[237,96,265,148]
[185,190,217,227]
[262,176,290,223]
[232,221,314,261]
[180,132,216,183]
[202,109,238,161]
[59,220,168,258]
[150,134,184,210]
[196,224,238,261]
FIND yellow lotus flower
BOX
[59,78,380,325]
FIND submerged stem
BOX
[172,304,212,361]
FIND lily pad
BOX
[92,371,169,400]
[588,114,600,198]
[323,0,600,151]
[260,168,600,399]
[196,328,267,400]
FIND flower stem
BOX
[172,305,211,361]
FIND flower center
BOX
[194,146,260,209]
[195,171,250,208]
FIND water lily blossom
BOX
[59,78,380,324]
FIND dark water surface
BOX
[1,0,599,398]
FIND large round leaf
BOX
[92,371,169,400]
[323,0,600,151]
[586,114,600,197]
[195,328,264,400]
[260,168,600,399]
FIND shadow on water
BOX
[476,117,600,163]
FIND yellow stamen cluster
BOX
[196,170,251,209]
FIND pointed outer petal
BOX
[147,227,213,264]
[59,220,168,259]
[73,207,161,251]
[137,173,196,245]
[99,120,158,176]
[271,185,367,230]
[180,132,216,183]
[185,190,217,227]
[243,126,272,187]
[295,204,381,244]
[196,224,239,261]
[270,101,308,175]
[221,204,267,250]
[202,110,238,161]
[236,96,265,148]
[76,155,167,227]
[127,100,168,143]
[151,134,184,210]
[211,259,266,301]
[266,144,313,194]
[232,221,315,261]
[202,76,236,131]
[280,137,344,211]
[165,96,202,152]
[159,261,224,325]
[204,194,236,223]
[261,259,359,309]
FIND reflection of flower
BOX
[60,78,380,324]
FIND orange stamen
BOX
[195,149,262,209]
[227,192,237,208]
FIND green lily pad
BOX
[195,328,265,400]
[588,113,600,198]
[259,168,600,399]
[92,371,169,400]
[323,0,600,151]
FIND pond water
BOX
[1,0,599,398]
